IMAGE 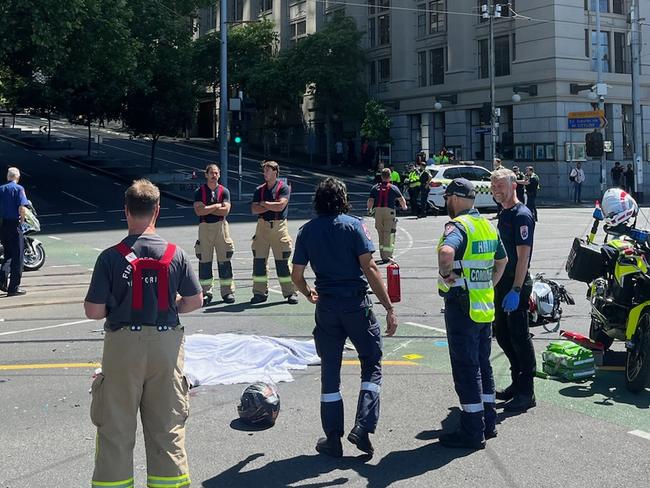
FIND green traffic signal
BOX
[234,135,242,144]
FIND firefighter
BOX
[292,177,398,457]
[367,168,407,264]
[193,163,235,306]
[436,178,508,449]
[84,179,203,488]
[250,160,298,304]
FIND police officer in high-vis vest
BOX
[367,168,407,264]
[84,179,203,488]
[292,177,398,458]
[436,178,507,450]
[250,160,298,304]
[193,163,235,306]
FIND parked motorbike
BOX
[528,273,574,333]
[0,204,46,271]
[566,209,650,392]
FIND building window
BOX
[429,1,446,34]
[289,1,306,19]
[591,30,610,72]
[512,33,516,61]
[368,18,376,48]
[259,0,273,14]
[369,61,377,85]
[494,35,510,76]
[369,0,389,14]
[429,48,444,85]
[418,51,427,87]
[614,31,630,74]
[290,20,307,45]
[622,104,633,158]
[586,0,609,12]
[417,3,427,37]
[378,14,390,45]
[233,0,244,21]
[379,57,391,82]
[612,0,625,14]
[479,39,488,79]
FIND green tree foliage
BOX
[284,12,366,163]
[361,100,392,145]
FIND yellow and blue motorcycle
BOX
[566,209,650,392]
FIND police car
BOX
[425,161,494,211]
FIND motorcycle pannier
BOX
[566,237,604,283]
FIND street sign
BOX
[568,110,608,129]
[475,127,491,134]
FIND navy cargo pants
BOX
[314,294,382,438]
[444,293,496,442]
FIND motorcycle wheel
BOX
[24,242,46,271]
[625,311,650,393]
[589,317,614,350]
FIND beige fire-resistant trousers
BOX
[251,219,295,297]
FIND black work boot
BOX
[495,383,515,401]
[316,436,343,458]
[347,426,374,456]
[504,393,536,412]
[222,293,235,304]
[250,294,268,304]
[439,429,486,450]
[202,291,213,307]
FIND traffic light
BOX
[479,102,492,125]
[585,131,604,157]
[232,122,242,145]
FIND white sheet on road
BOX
[184,333,320,386]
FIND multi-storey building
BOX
[197,1,650,199]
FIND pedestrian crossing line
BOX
[404,321,447,335]
[628,430,650,442]
[0,362,101,371]
[342,360,418,366]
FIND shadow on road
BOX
[557,370,650,409]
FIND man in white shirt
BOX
[569,162,586,203]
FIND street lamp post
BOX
[631,0,643,201]
[219,0,229,187]
[595,2,606,193]
[482,1,502,166]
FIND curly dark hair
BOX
[314,177,351,215]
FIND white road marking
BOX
[72,220,105,224]
[113,182,121,186]
[405,321,447,335]
[69,211,97,215]
[107,209,124,213]
[159,215,185,220]
[40,213,62,217]
[395,226,415,259]
[90,173,97,177]
[93,248,103,252]
[629,430,650,441]
[0,319,95,337]
[48,236,62,240]
[62,191,98,208]
[50,264,81,268]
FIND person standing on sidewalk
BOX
[611,161,623,188]
[193,163,235,306]
[624,163,635,194]
[84,179,203,488]
[250,160,298,304]
[0,167,29,296]
[367,168,407,264]
[436,178,507,449]
[292,177,398,458]
[490,168,537,413]
[569,162,585,203]
[523,166,539,222]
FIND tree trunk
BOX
[325,109,332,167]
[87,118,92,156]
[150,136,158,173]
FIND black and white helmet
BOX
[237,382,280,426]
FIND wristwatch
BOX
[512,286,522,293]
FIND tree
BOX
[361,100,392,145]
[285,12,366,165]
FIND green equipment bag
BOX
[542,341,596,380]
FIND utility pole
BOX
[219,0,229,187]
[482,1,501,167]
[595,2,606,193]
[631,0,643,202]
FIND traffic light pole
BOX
[488,1,497,167]
[219,0,229,188]
[596,3,606,193]
[631,0,643,202]
[238,110,243,201]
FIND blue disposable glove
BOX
[502,289,520,313]
[592,207,604,221]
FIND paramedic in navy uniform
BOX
[291,177,398,458]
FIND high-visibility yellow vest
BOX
[437,213,499,323]
[408,171,421,188]
[390,170,401,183]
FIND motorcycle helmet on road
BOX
[237,382,280,426]
[601,188,638,227]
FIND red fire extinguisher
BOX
[387,261,401,303]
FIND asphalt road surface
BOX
[0,121,649,487]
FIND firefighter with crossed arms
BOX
[367,167,407,264]
[193,163,236,306]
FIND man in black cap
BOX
[436,178,508,449]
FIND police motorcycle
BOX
[565,188,650,392]
[528,273,574,333]
[0,202,46,271]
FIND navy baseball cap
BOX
[444,178,476,199]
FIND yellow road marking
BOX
[343,360,418,366]
[0,362,101,371]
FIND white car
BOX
[425,162,494,211]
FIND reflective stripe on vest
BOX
[376,183,392,208]
[259,180,284,220]
[115,241,176,313]
[437,213,499,323]
[200,184,224,223]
